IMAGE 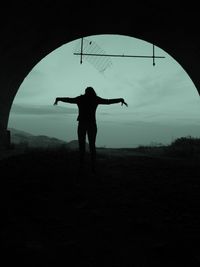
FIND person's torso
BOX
[77,95,99,123]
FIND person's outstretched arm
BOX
[53,97,78,105]
[98,97,128,107]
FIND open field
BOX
[1,147,200,266]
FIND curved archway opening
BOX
[8,34,200,148]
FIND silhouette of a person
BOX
[54,87,128,171]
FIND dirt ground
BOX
[1,148,200,266]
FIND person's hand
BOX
[121,98,128,107]
[53,99,58,105]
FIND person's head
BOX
[85,87,97,97]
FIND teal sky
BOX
[8,34,200,147]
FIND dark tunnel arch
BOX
[1,2,200,149]
[8,33,199,148]
[10,31,199,108]
[10,31,200,102]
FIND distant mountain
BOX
[9,128,89,150]
[9,128,67,148]
[66,140,89,151]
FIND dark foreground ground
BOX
[1,148,200,266]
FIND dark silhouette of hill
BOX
[1,145,200,266]
[9,128,67,148]
[10,128,66,148]
[9,128,90,151]
[66,140,89,151]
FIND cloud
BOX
[10,104,77,116]
[131,69,196,110]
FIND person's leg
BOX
[78,123,87,166]
[87,123,97,171]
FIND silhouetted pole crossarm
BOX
[74,52,165,59]
[74,41,165,66]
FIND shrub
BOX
[166,136,200,158]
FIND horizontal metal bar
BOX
[74,52,165,59]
